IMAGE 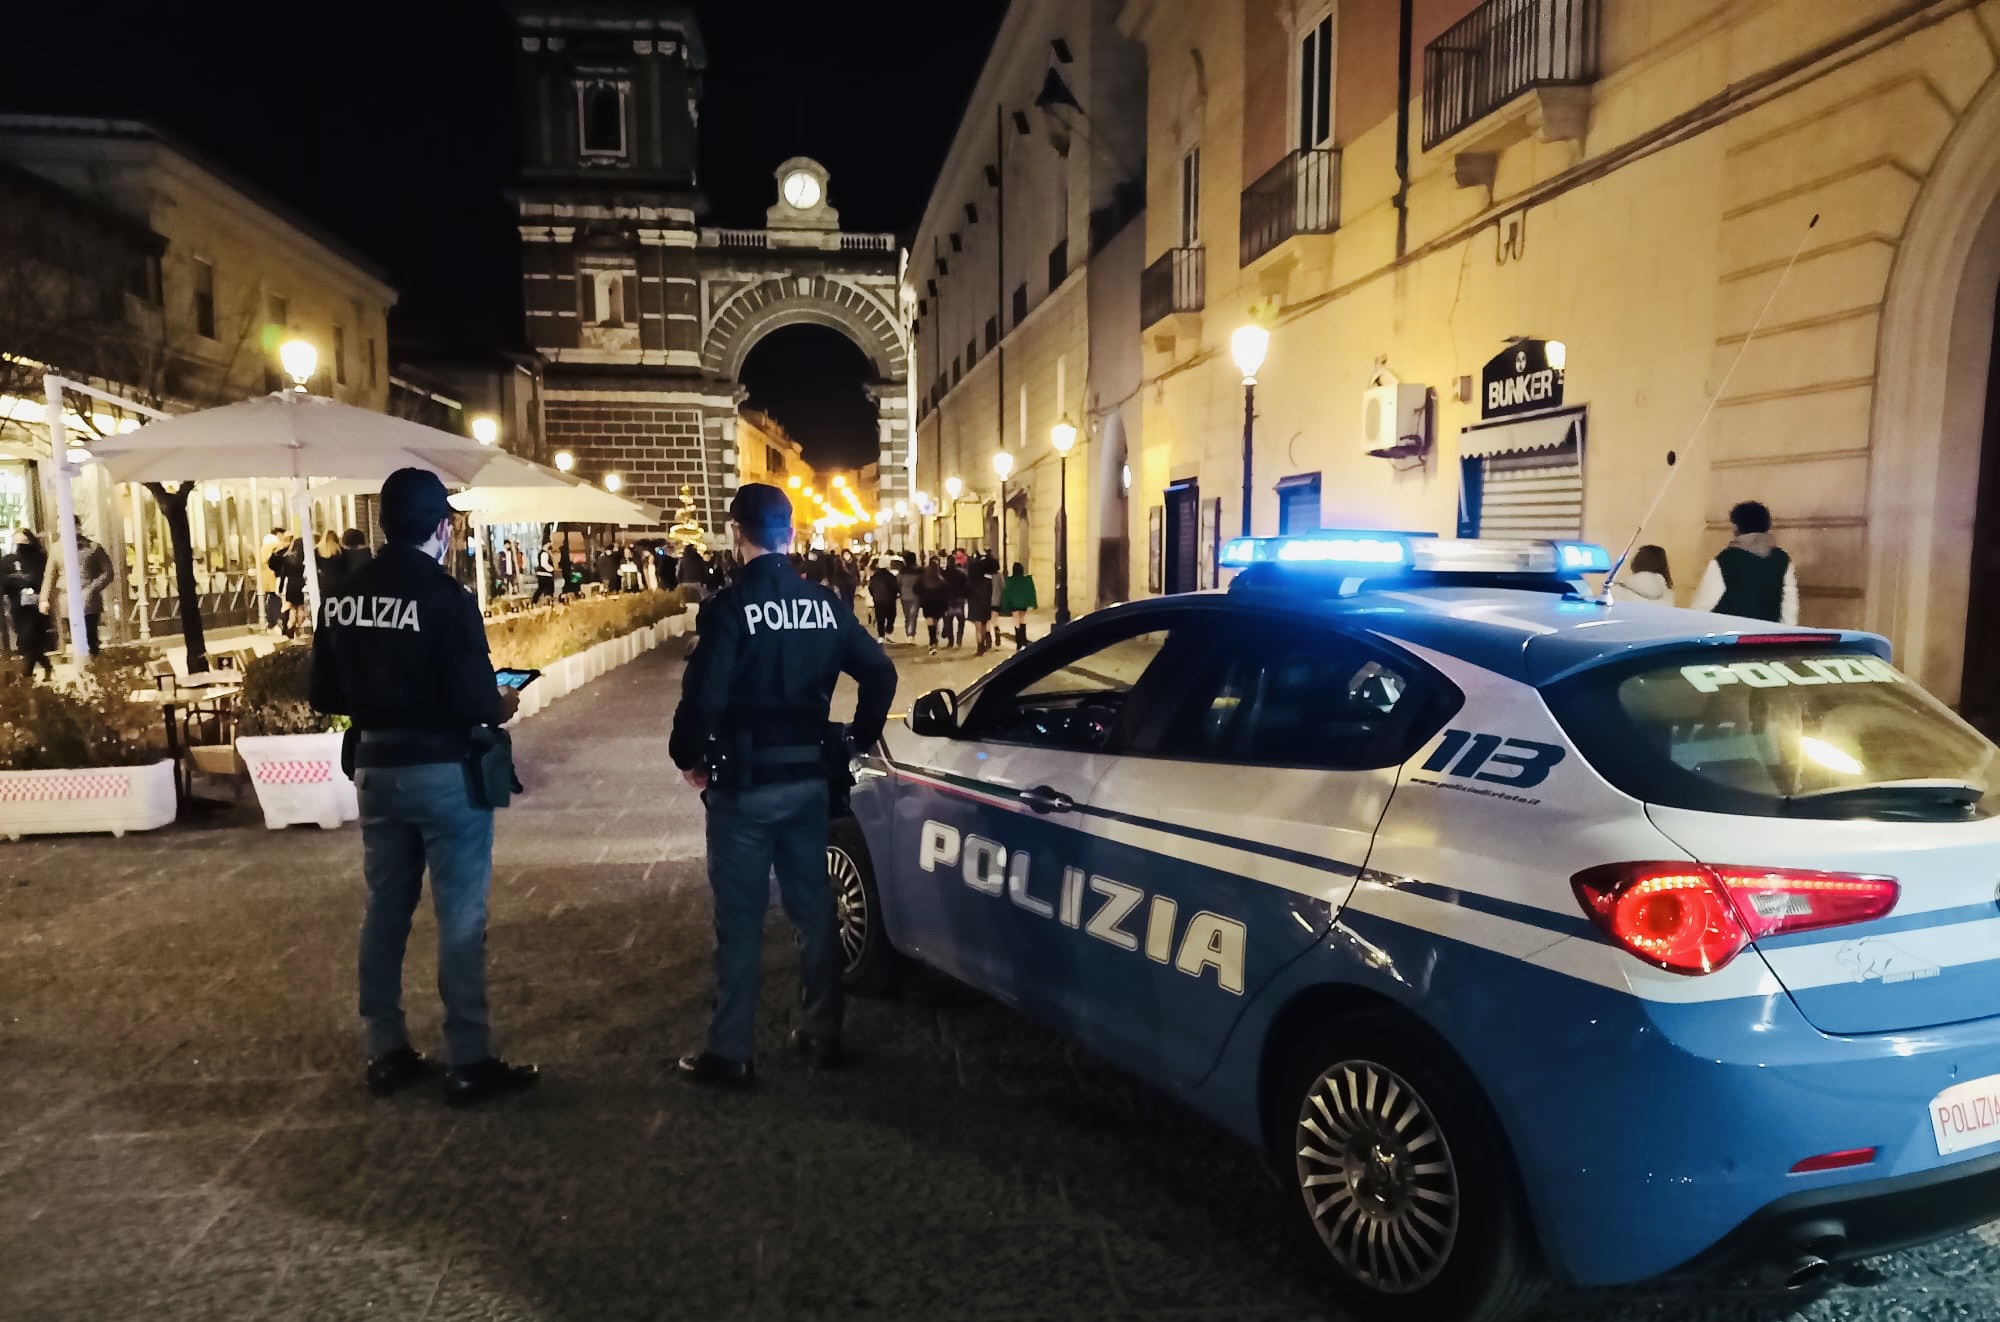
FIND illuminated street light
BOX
[203,483,222,504]
[788,474,802,489]
[279,339,317,392]
[471,416,498,446]
[944,476,962,501]
[894,498,908,517]
[832,475,847,488]
[1232,324,1271,539]
[1546,339,1568,371]
[1050,419,1076,454]
[603,473,623,493]
[553,450,575,472]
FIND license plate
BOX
[1931,1075,2000,1156]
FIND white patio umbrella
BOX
[314,462,663,607]
[85,392,501,630]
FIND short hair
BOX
[729,482,793,551]
[340,528,367,549]
[1729,500,1772,535]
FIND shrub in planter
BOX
[236,644,343,736]
[0,648,176,838]
[0,647,169,770]
[485,588,691,670]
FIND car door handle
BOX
[1019,785,1075,815]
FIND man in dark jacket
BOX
[310,468,537,1107]
[1689,500,1798,624]
[669,483,896,1085]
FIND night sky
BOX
[13,0,1006,469]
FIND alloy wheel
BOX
[828,843,868,972]
[1295,1060,1460,1293]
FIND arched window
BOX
[577,80,627,158]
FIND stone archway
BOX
[1868,70,2000,704]
[703,276,908,384]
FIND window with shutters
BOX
[1179,147,1201,245]
[1455,415,1585,540]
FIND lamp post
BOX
[1050,416,1076,625]
[1231,325,1270,537]
[992,450,1014,566]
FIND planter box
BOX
[0,759,177,840]
[237,732,357,831]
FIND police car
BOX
[824,531,2000,1322]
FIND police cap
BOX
[730,483,792,548]
[380,467,455,543]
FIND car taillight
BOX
[1571,863,1899,976]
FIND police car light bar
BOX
[1219,533,1613,577]
[1218,532,1415,570]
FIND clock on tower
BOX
[766,157,837,231]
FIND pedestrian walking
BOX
[618,546,642,594]
[867,559,899,640]
[533,541,558,605]
[310,467,537,1107]
[40,530,115,655]
[269,534,307,637]
[1623,545,1674,604]
[918,561,949,653]
[943,555,969,648]
[259,527,285,633]
[314,530,344,601]
[897,556,920,639]
[1000,561,1038,649]
[668,483,896,1087]
[965,551,997,655]
[1689,501,1798,624]
[6,530,53,678]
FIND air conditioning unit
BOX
[1362,382,1430,459]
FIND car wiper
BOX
[1784,779,1985,814]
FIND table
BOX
[128,684,244,805]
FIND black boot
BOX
[1014,624,1028,649]
[676,1050,756,1088]
[444,1057,540,1107]
[365,1046,439,1097]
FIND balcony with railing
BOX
[1239,148,1340,267]
[1423,0,1599,152]
[1141,247,1206,329]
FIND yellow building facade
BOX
[1118,0,2000,717]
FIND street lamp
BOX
[1050,417,1077,625]
[553,450,575,472]
[1231,324,1270,537]
[471,416,498,446]
[832,474,847,488]
[1545,339,1568,371]
[279,339,317,393]
[788,474,802,489]
[944,475,962,501]
[603,472,623,493]
[992,450,1014,566]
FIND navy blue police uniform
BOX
[669,485,896,1083]
[309,467,538,1106]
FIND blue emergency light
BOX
[1218,531,1416,570]
[1219,532,1613,579]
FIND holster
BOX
[822,722,856,817]
[465,726,523,810]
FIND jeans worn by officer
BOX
[704,777,840,1062]
[355,762,494,1066]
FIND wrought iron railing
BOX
[1422,0,1599,149]
[1140,247,1206,328]
[1239,148,1340,267]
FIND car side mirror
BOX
[908,688,959,738]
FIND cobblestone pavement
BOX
[3,639,1998,1322]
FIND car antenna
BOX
[1602,212,1820,601]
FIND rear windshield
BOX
[1545,648,2000,821]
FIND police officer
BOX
[669,483,896,1086]
[310,467,539,1107]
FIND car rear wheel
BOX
[1278,1012,1543,1322]
[828,818,902,995]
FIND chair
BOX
[183,692,247,803]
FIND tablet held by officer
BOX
[310,467,538,1107]
[669,483,896,1086]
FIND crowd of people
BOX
[0,500,1803,679]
